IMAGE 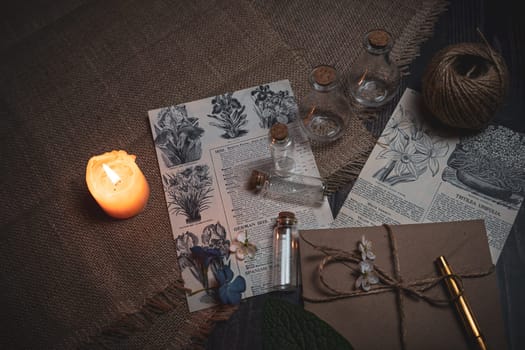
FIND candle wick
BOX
[113,179,121,191]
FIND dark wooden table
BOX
[207,0,525,348]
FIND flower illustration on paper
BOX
[251,85,298,128]
[381,113,411,147]
[175,226,228,292]
[229,231,257,260]
[443,125,525,205]
[376,139,423,181]
[208,93,248,139]
[414,134,449,176]
[163,164,214,223]
[176,230,199,271]
[174,223,247,305]
[202,221,231,256]
[190,245,224,289]
[358,235,376,261]
[373,104,449,185]
[154,105,204,167]
[355,260,379,292]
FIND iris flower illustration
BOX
[208,93,248,138]
[190,245,223,290]
[202,222,230,256]
[175,231,198,271]
[211,93,242,115]
[154,105,204,167]
[251,85,298,128]
[176,224,245,305]
[188,245,247,305]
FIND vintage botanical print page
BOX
[148,80,333,311]
[333,88,525,263]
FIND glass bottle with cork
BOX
[272,211,300,291]
[269,122,296,175]
[348,29,400,107]
[248,169,326,207]
[298,64,351,143]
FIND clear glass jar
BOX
[298,64,351,143]
[248,169,326,207]
[348,29,400,107]
[269,123,296,174]
[272,211,299,291]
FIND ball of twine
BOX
[422,41,508,129]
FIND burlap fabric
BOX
[0,0,447,348]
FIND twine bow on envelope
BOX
[300,224,495,350]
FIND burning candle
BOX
[86,150,150,219]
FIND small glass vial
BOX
[298,64,351,143]
[248,169,326,206]
[272,211,299,291]
[348,29,400,107]
[269,123,296,174]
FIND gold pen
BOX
[436,255,488,350]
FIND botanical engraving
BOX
[373,104,449,185]
[207,93,248,138]
[163,164,214,223]
[443,125,525,208]
[250,85,298,128]
[175,222,246,305]
[153,105,204,167]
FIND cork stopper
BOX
[312,65,337,86]
[270,123,289,141]
[277,211,297,225]
[368,30,389,48]
[248,169,268,192]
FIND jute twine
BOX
[422,32,509,130]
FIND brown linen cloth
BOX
[1,0,448,348]
[0,1,310,348]
[300,220,507,350]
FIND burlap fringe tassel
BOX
[392,0,450,73]
[322,145,373,194]
[79,276,238,349]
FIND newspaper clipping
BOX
[148,80,333,311]
[333,88,525,263]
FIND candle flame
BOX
[102,163,121,185]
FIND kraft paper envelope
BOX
[299,220,507,350]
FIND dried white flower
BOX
[355,260,379,291]
[358,235,376,261]
[229,231,257,260]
